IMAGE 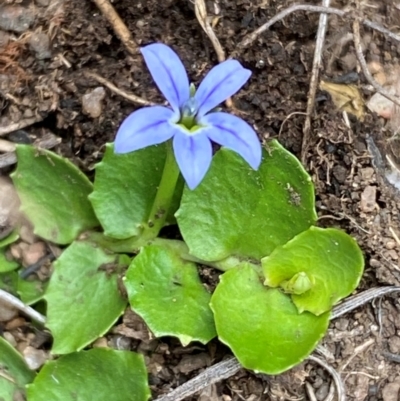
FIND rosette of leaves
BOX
[176,141,364,374]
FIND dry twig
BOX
[154,357,241,401]
[0,116,44,137]
[233,4,400,56]
[332,286,400,318]
[231,3,400,157]
[0,289,45,325]
[193,0,233,108]
[0,133,61,168]
[339,338,374,372]
[91,0,138,56]
[194,0,225,63]
[352,19,400,107]
[308,355,345,401]
[305,382,319,401]
[84,71,157,106]
[302,0,330,162]
[0,139,16,153]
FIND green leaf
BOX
[0,336,35,401]
[125,244,216,345]
[45,241,127,354]
[89,143,183,239]
[176,140,317,261]
[0,249,19,273]
[17,276,47,305]
[0,272,18,294]
[210,264,330,374]
[11,145,98,245]
[0,231,19,248]
[26,349,150,401]
[262,227,364,315]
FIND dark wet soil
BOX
[2,0,400,400]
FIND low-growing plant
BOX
[1,43,363,400]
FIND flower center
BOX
[180,97,199,130]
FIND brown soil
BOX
[2,0,400,400]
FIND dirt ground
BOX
[2,0,400,400]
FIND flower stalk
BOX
[140,141,180,240]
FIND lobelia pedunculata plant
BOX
[2,43,364,400]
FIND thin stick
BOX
[0,139,16,153]
[352,19,400,107]
[332,286,400,318]
[389,226,400,247]
[84,71,157,106]
[91,0,138,56]
[194,0,225,63]
[324,383,335,401]
[308,355,346,401]
[302,0,330,163]
[233,4,400,56]
[339,338,374,372]
[0,116,44,137]
[0,289,45,325]
[193,0,232,108]
[154,357,242,401]
[305,382,319,401]
[278,112,307,138]
[0,133,61,168]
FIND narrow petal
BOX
[195,60,251,117]
[141,44,190,111]
[115,106,179,153]
[173,132,212,190]
[200,112,261,170]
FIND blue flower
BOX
[115,43,261,189]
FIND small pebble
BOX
[3,331,17,347]
[367,92,395,119]
[332,165,347,184]
[109,335,131,350]
[368,60,383,74]
[22,241,46,266]
[335,318,349,331]
[16,341,29,353]
[387,249,398,260]
[313,377,323,389]
[29,31,51,59]
[0,5,36,33]
[19,223,36,244]
[360,185,376,212]
[0,300,18,322]
[315,383,329,401]
[82,87,106,118]
[389,336,400,354]
[23,109,34,118]
[0,30,9,47]
[382,379,400,401]
[360,167,375,181]
[374,70,387,86]
[5,316,26,330]
[92,337,108,348]
[386,240,397,250]
[23,346,48,370]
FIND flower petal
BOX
[200,112,261,170]
[195,60,251,117]
[141,43,190,111]
[173,131,212,190]
[115,106,179,153]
